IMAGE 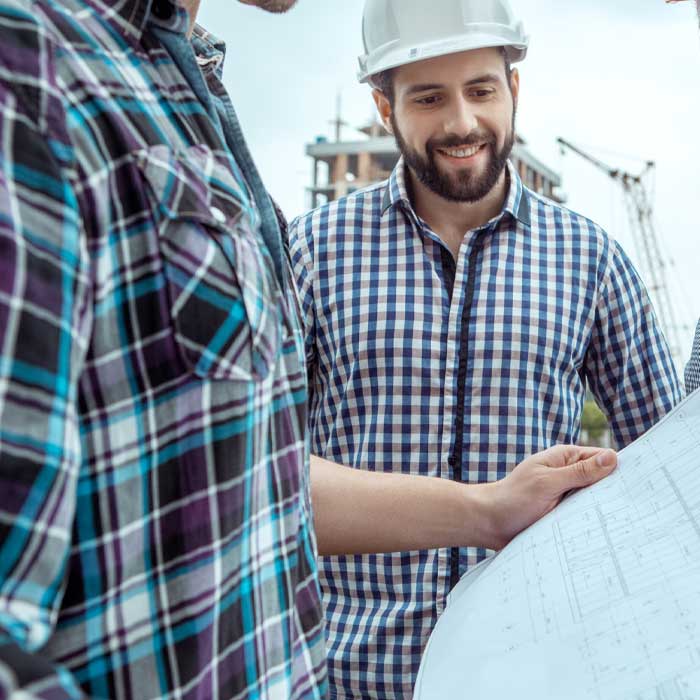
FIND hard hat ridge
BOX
[357,0,529,85]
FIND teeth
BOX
[441,145,481,158]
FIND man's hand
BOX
[480,446,617,550]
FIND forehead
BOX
[392,47,506,90]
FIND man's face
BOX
[237,0,296,12]
[375,48,519,203]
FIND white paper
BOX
[415,389,700,700]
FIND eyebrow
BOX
[465,73,502,86]
[404,73,503,96]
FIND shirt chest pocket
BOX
[137,144,283,382]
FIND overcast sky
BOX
[198,0,700,370]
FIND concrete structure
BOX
[307,122,563,209]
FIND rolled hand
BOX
[480,445,617,550]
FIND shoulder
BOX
[525,189,648,296]
[0,0,68,126]
[524,186,618,257]
[0,0,49,67]
[0,0,62,62]
[289,179,387,242]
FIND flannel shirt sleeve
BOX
[0,75,88,698]
[584,239,683,448]
[287,214,317,375]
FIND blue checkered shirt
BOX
[288,159,682,699]
[0,0,327,697]
[686,320,700,392]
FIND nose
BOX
[444,94,478,136]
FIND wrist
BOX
[460,481,503,550]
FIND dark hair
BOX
[372,47,513,107]
[372,67,396,104]
[500,47,513,81]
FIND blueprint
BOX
[415,389,700,700]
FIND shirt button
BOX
[210,206,227,224]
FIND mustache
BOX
[427,132,496,151]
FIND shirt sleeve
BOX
[287,214,317,376]
[584,239,683,448]
[0,78,88,698]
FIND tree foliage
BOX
[582,399,608,441]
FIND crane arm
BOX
[556,137,626,182]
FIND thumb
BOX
[556,449,617,491]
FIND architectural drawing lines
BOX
[595,505,629,596]
[553,520,582,622]
[662,466,700,542]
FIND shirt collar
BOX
[381,158,531,229]
[502,160,531,227]
[381,155,412,216]
[191,25,227,74]
[113,0,227,70]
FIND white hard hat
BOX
[357,0,529,85]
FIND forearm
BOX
[311,455,495,555]
[311,447,617,556]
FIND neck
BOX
[179,0,201,35]
[408,168,509,258]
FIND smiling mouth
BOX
[437,144,486,159]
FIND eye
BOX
[414,94,441,106]
[470,88,496,99]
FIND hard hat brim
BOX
[358,34,528,85]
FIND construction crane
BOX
[556,137,683,361]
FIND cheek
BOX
[488,109,514,147]
[400,117,436,151]
[413,132,435,158]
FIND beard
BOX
[392,113,515,203]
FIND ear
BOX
[372,88,394,135]
[510,67,520,110]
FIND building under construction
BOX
[306,121,562,209]
[304,123,686,365]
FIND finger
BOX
[537,444,609,469]
[552,449,617,491]
[569,445,611,461]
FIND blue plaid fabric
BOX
[0,0,327,697]
[289,159,682,700]
[686,320,700,392]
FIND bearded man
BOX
[288,1,682,697]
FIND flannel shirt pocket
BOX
[136,144,283,382]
